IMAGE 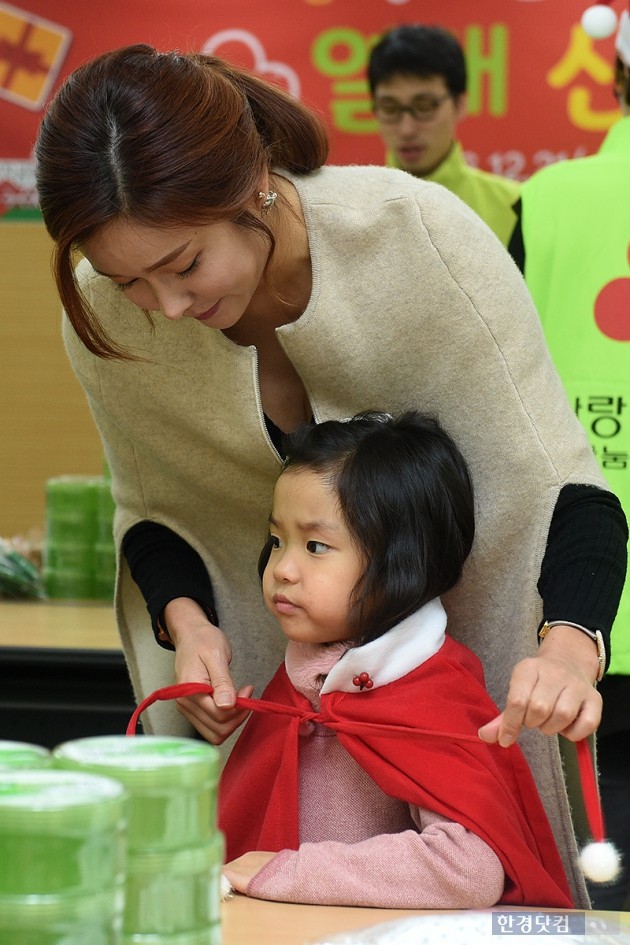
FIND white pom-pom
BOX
[579,840,621,882]
[581,4,618,39]
[220,873,234,900]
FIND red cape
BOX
[219,635,573,908]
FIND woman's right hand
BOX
[163,597,254,745]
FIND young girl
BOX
[218,411,574,910]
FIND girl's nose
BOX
[273,550,299,583]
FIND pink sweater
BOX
[246,641,505,908]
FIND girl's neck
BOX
[285,639,352,707]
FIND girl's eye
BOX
[116,278,136,291]
[269,535,281,549]
[178,257,199,279]
[307,540,329,555]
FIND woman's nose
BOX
[131,283,191,321]
[159,292,190,321]
[151,284,193,321]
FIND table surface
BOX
[220,898,630,945]
[221,897,422,945]
[0,599,121,650]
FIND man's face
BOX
[372,73,466,176]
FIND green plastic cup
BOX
[43,475,102,599]
[94,478,116,601]
[124,834,224,936]
[44,476,101,542]
[0,741,51,770]
[53,736,220,851]
[41,553,96,599]
[0,886,124,945]
[0,770,128,897]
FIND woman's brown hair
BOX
[35,44,329,359]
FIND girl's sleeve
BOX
[245,808,504,909]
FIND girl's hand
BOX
[478,623,602,747]
[223,852,278,894]
[163,597,254,744]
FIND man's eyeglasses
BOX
[373,93,451,124]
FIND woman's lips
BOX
[195,300,220,321]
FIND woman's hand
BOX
[478,623,602,747]
[223,852,277,894]
[164,597,254,745]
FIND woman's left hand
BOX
[478,623,602,747]
[223,851,277,893]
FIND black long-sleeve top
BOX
[122,413,627,672]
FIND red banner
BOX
[0,0,621,217]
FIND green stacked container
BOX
[94,477,117,601]
[43,475,116,601]
[0,740,51,770]
[53,736,222,945]
[43,475,100,599]
[0,769,128,945]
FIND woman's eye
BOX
[178,257,199,279]
[307,540,329,555]
[269,535,281,549]
[112,256,199,291]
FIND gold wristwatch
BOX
[538,619,606,683]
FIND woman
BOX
[35,44,626,907]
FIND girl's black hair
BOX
[259,410,475,645]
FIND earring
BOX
[257,191,277,215]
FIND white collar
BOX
[320,597,447,695]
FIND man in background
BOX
[367,24,521,247]
[517,12,630,912]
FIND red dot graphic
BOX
[594,243,630,341]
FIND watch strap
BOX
[538,619,605,683]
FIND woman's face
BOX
[81,217,270,330]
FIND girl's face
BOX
[81,217,270,331]
[262,468,365,645]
